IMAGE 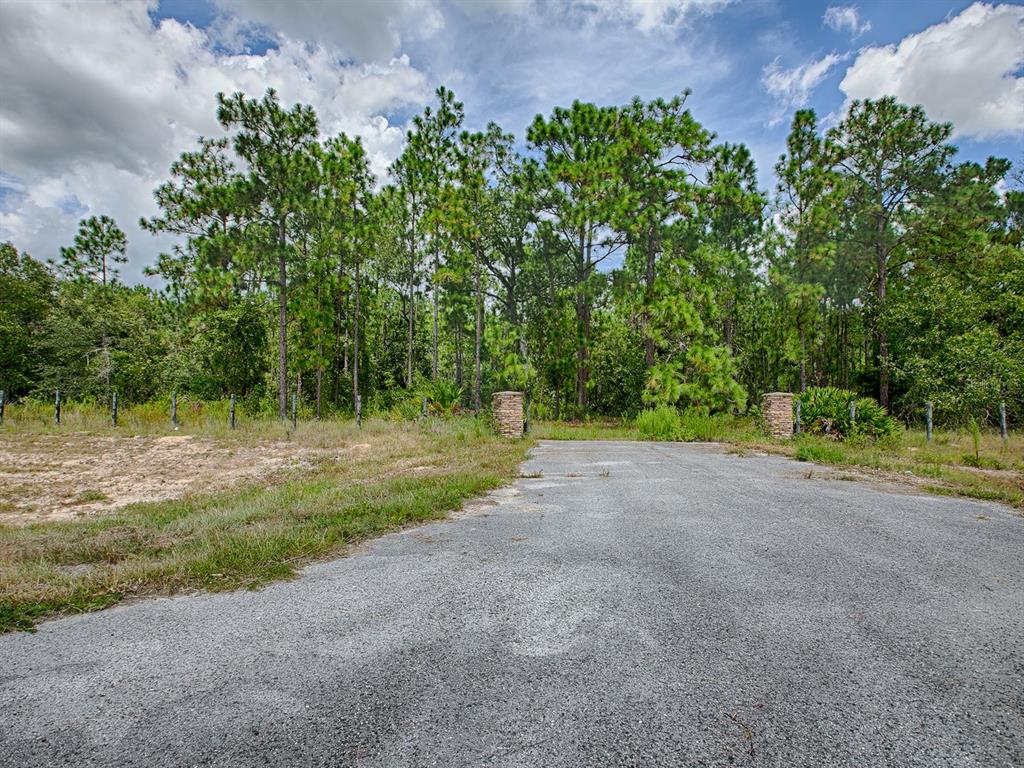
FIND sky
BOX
[1,0,1022,284]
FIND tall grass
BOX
[634,407,732,442]
[635,406,681,441]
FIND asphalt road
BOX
[2,440,1022,767]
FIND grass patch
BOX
[635,406,680,441]
[73,489,109,504]
[795,442,846,464]
[0,417,530,633]
[531,419,638,441]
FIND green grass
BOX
[635,406,680,441]
[794,442,847,464]
[531,418,638,440]
[0,417,531,632]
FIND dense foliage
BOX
[796,387,900,441]
[1,89,1021,428]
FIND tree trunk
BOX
[455,324,463,391]
[799,324,807,392]
[407,205,416,390]
[277,226,288,420]
[643,229,656,368]
[877,249,889,407]
[432,247,439,381]
[474,247,482,413]
[315,367,322,419]
[574,229,590,416]
[353,253,360,417]
[407,269,415,389]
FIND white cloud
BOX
[823,5,870,39]
[762,53,841,119]
[456,0,737,33]
[213,0,445,61]
[0,1,432,280]
[839,2,1024,139]
[608,0,737,33]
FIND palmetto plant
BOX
[424,380,463,417]
[796,386,900,441]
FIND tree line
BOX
[2,87,1021,425]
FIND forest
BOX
[2,87,1022,427]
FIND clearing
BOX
[0,440,1020,766]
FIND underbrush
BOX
[1,395,298,438]
[796,386,900,441]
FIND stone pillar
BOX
[762,392,794,439]
[492,391,524,438]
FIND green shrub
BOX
[423,379,463,417]
[635,406,681,441]
[795,442,847,464]
[393,393,424,421]
[797,386,899,441]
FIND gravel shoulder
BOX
[1,440,1021,767]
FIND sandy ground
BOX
[0,433,325,523]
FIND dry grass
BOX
[0,416,530,633]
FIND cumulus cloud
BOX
[213,0,445,61]
[0,1,431,280]
[454,0,737,33]
[839,2,1024,139]
[762,53,841,119]
[823,5,870,39]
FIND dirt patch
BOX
[0,433,330,524]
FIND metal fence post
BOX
[171,392,178,427]
[794,399,801,434]
[1000,401,1008,446]
[926,401,933,443]
[230,394,236,430]
[111,391,118,427]
[55,390,61,425]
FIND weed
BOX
[968,418,982,463]
[73,490,108,504]
[678,410,730,442]
[794,442,846,464]
[635,406,681,441]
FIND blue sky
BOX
[1,0,1021,283]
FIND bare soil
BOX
[0,433,328,523]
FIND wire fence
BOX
[0,388,1015,447]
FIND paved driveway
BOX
[2,440,1022,767]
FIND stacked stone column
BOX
[762,392,794,439]
[492,391,524,438]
